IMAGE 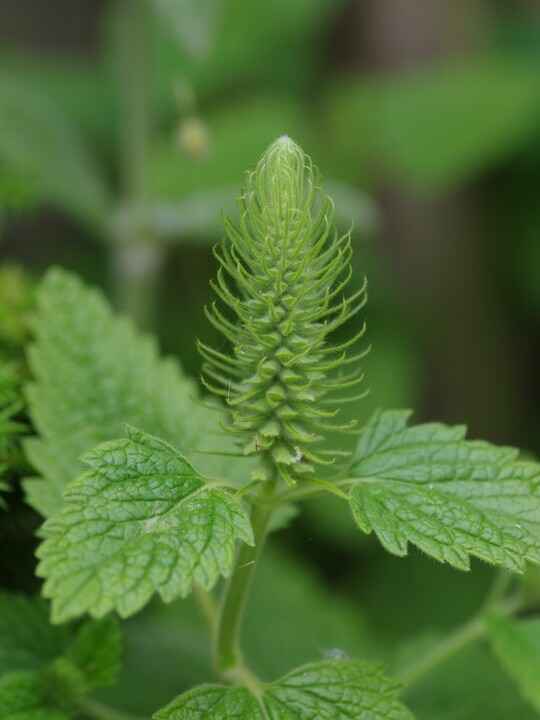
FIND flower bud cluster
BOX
[199,137,367,485]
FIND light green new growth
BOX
[154,660,413,720]
[346,410,540,571]
[37,427,253,623]
[24,268,251,518]
[200,136,368,486]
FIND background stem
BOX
[111,0,164,331]
[84,698,145,720]
[397,615,485,687]
[397,575,523,688]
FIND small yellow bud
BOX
[176,118,209,161]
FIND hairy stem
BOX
[213,480,276,681]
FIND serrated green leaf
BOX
[0,593,70,677]
[24,268,252,518]
[347,410,540,571]
[71,616,122,689]
[37,426,253,622]
[487,614,540,712]
[0,672,69,720]
[0,75,111,231]
[154,660,412,720]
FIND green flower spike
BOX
[199,136,368,486]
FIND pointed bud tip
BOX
[262,135,305,173]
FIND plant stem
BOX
[480,568,515,613]
[83,698,145,720]
[397,615,485,687]
[397,579,523,688]
[111,0,164,331]
[213,481,276,681]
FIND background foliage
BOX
[1,0,540,717]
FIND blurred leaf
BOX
[379,59,540,187]
[147,96,375,242]
[0,75,112,232]
[323,179,378,235]
[244,546,376,680]
[149,96,308,201]
[0,593,69,677]
[136,181,375,245]
[328,57,540,189]
[323,81,378,186]
[24,268,252,518]
[148,0,347,106]
[113,186,237,245]
[71,617,122,690]
[487,614,540,713]
[0,53,115,158]
[150,0,225,60]
[0,160,36,217]
[0,672,69,720]
[403,642,538,720]
[0,591,124,714]
[102,544,376,715]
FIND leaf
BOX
[24,267,252,518]
[70,616,122,689]
[403,641,538,720]
[37,426,253,623]
[147,0,343,103]
[0,75,111,231]
[327,57,540,189]
[150,0,224,59]
[487,614,540,712]
[153,660,412,720]
[377,59,540,188]
[0,480,8,507]
[100,544,376,716]
[347,410,540,571]
[0,593,70,677]
[0,672,68,720]
[148,96,307,204]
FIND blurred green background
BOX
[1,1,540,718]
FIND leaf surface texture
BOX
[348,410,540,571]
[25,268,250,517]
[37,427,253,622]
[154,660,413,720]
